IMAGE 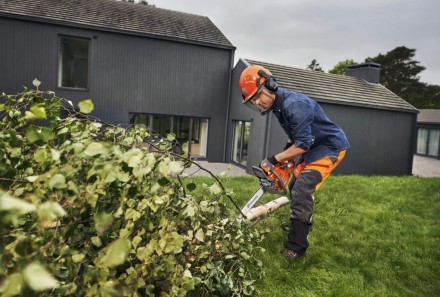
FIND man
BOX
[239,65,350,259]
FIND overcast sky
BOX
[150,0,439,85]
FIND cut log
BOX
[239,196,289,221]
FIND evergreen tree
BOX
[307,59,324,72]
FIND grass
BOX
[184,175,440,297]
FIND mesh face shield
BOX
[242,87,272,115]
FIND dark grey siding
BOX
[0,17,234,161]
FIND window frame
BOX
[129,112,210,159]
[231,120,251,167]
[57,34,91,91]
[416,125,440,159]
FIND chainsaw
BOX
[240,160,295,218]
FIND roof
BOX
[417,109,440,123]
[243,59,418,113]
[0,0,234,49]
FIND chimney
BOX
[345,62,381,84]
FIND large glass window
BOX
[130,113,209,158]
[58,35,90,89]
[428,129,440,157]
[417,127,440,158]
[232,121,250,166]
[417,128,428,154]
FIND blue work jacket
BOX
[271,88,350,165]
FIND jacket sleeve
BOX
[284,101,315,151]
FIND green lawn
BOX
[185,175,440,297]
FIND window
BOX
[416,127,440,158]
[58,35,90,89]
[130,113,209,158]
[232,121,251,166]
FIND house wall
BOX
[0,17,234,161]
[229,60,416,175]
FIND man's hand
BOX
[260,155,279,173]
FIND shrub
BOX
[0,84,264,296]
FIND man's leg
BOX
[284,150,346,256]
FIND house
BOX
[0,0,420,175]
[227,59,419,175]
[0,0,235,161]
[416,109,440,159]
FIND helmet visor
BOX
[242,87,272,115]
[243,97,272,115]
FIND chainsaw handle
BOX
[270,168,288,194]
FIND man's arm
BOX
[275,144,306,162]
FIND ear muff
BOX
[257,70,278,92]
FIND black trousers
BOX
[285,169,322,254]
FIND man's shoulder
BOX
[280,89,315,106]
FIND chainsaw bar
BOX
[240,186,264,216]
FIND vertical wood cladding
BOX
[0,17,233,161]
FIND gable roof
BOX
[243,59,418,113]
[417,109,440,124]
[0,0,234,49]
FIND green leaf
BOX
[37,201,67,222]
[184,204,195,217]
[84,142,107,157]
[101,238,131,268]
[24,111,37,120]
[32,78,41,88]
[23,262,59,291]
[48,174,66,189]
[78,99,94,114]
[195,229,205,242]
[1,273,24,297]
[91,236,103,247]
[0,190,36,214]
[25,127,40,143]
[182,143,189,154]
[168,161,182,175]
[34,148,48,163]
[186,183,196,192]
[72,254,85,263]
[40,127,55,142]
[167,133,176,141]
[30,106,47,119]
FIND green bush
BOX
[0,84,264,296]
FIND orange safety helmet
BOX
[239,65,278,115]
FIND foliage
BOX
[328,59,358,75]
[0,85,264,296]
[366,46,440,108]
[306,59,324,72]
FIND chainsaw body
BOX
[252,161,294,194]
[240,160,294,217]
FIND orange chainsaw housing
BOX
[267,161,295,192]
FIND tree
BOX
[307,59,324,72]
[329,59,358,75]
[0,84,263,296]
[366,46,427,107]
[366,46,440,108]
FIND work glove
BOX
[283,142,293,151]
[260,155,279,173]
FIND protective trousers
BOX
[285,150,346,254]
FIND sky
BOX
[149,0,440,85]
